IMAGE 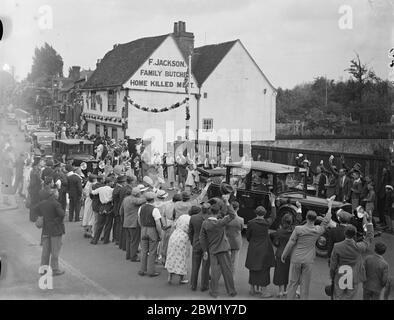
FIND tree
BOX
[27,43,64,82]
[0,70,16,107]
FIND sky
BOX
[0,0,393,89]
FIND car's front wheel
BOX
[315,233,328,258]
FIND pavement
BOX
[0,121,393,300]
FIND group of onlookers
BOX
[1,124,393,299]
[294,153,394,234]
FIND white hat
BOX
[137,184,149,192]
[156,189,168,199]
[385,185,393,190]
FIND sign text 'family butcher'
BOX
[129,58,195,91]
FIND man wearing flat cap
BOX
[137,191,163,277]
[41,159,55,182]
[189,202,211,292]
[66,165,83,222]
[329,212,374,300]
[120,185,146,261]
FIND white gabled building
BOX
[82,21,276,152]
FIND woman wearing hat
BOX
[245,193,277,298]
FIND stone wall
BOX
[254,139,392,156]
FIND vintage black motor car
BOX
[207,161,352,257]
[31,131,56,156]
[52,139,97,172]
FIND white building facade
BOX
[82,21,276,153]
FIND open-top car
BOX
[31,131,56,156]
[52,139,97,171]
[207,161,352,257]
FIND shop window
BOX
[202,118,213,132]
[108,90,117,112]
[112,127,118,140]
[95,124,100,135]
[91,91,96,110]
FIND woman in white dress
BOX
[21,157,32,198]
[165,213,191,284]
[82,174,97,238]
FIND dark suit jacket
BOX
[363,254,389,293]
[327,224,346,259]
[34,196,65,237]
[189,212,205,251]
[199,205,235,255]
[351,179,363,200]
[67,173,82,199]
[41,167,54,181]
[112,184,123,216]
[336,176,352,202]
[330,224,373,285]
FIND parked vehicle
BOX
[31,131,56,156]
[24,123,40,141]
[52,139,97,172]
[207,161,352,257]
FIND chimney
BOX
[96,59,101,68]
[173,21,194,57]
[69,66,81,81]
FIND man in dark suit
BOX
[329,213,374,300]
[326,209,353,263]
[34,188,65,276]
[41,159,55,182]
[336,169,352,203]
[363,242,389,300]
[66,164,83,222]
[120,186,146,261]
[188,202,211,292]
[53,165,68,211]
[199,195,236,298]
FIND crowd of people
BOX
[0,125,393,300]
[292,153,394,234]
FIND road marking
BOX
[1,217,119,299]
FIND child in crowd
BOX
[185,164,196,193]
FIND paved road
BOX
[0,121,393,300]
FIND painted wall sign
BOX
[125,36,197,93]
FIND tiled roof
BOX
[83,35,239,89]
[83,34,169,89]
[192,40,237,86]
